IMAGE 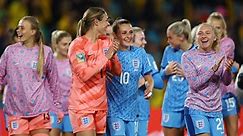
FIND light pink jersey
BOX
[55,58,71,114]
[219,37,236,96]
[0,42,60,117]
[182,49,231,112]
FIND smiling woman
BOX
[67,7,121,136]
[182,23,234,136]
[0,16,62,136]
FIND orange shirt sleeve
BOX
[108,54,122,76]
[68,39,109,82]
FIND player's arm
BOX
[109,54,122,76]
[69,44,109,82]
[143,73,154,99]
[182,53,214,90]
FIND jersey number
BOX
[216,118,223,131]
[225,97,235,109]
[120,72,130,84]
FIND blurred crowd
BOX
[0,0,242,65]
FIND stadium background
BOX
[0,0,242,135]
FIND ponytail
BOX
[37,32,44,78]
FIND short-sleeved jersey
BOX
[106,46,151,121]
[182,49,231,112]
[0,43,59,117]
[68,36,121,112]
[160,45,191,112]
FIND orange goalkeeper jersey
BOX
[68,36,121,112]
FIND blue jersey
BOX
[106,46,151,121]
[137,53,163,120]
[160,45,195,112]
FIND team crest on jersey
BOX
[81,117,90,126]
[103,48,109,54]
[112,121,121,131]
[132,59,140,71]
[76,53,86,63]
[32,61,38,69]
[163,114,169,123]
[196,119,205,129]
[64,69,72,77]
[11,121,19,130]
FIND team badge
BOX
[103,48,109,54]
[196,119,205,129]
[32,61,38,69]
[163,114,169,123]
[11,121,19,130]
[81,117,90,126]
[76,53,86,63]
[132,59,140,71]
[112,121,121,131]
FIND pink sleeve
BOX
[46,51,61,109]
[182,53,214,90]
[0,47,8,87]
[221,69,232,86]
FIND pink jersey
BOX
[55,58,72,114]
[219,37,236,96]
[219,37,235,59]
[182,49,231,112]
[0,42,60,117]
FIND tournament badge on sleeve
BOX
[76,52,86,63]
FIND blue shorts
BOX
[107,117,136,136]
[185,107,224,136]
[137,120,148,136]
[161,110,185,128]
[50,112,73,132]
[222,92,239,117]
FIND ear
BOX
[94,18,99,26]
[179,35,185,41]
[31,29,37,36]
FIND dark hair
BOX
[112,18,131,34]
[77,7,106,37]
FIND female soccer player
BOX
[68,7,121,136]
[182,23,233,136]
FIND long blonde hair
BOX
[21,16,44,78]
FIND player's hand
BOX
[212,56,224,72]
[57,112,64,124]
[105,40,119,59]
[144,89,152,99]
[224,58,234,71]
[165,61,178,75]
[106,71,114,81]
[175,64,184,77]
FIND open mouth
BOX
[17,34,23,39]
[201,39,209,44]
